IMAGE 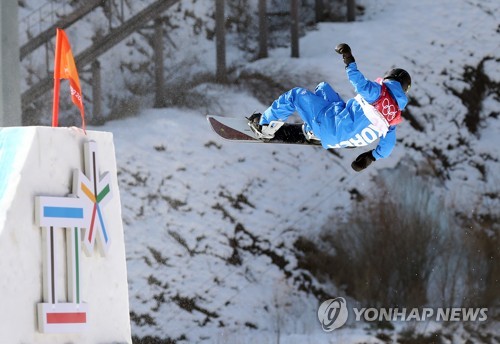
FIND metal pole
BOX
[0,0,22,126]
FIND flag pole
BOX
[52,29,62,127]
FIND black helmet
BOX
[383,68,411,93]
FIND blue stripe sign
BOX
[43,206,84,219]
[35,197,89,228]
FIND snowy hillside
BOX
[38,0,500,342]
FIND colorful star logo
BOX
[74,140,112,256]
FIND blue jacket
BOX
[261,62,408,159]
[317,63,408,158]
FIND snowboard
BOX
[206,115,322,146]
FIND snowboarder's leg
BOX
[314,82,343,103]
[247,113,284,140]
[315,81,346,113]
[260,87,330,130]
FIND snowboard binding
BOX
[247,113,284,141]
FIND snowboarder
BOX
[248,43,411,172]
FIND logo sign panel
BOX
[34,140,112,333]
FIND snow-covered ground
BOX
[105,99,352,343]
[92,0,500,342]
[16,0,499,342]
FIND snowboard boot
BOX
[247,113,283,140]
[302,123,321,143]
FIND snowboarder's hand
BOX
[335,43,351,55]
[351,150,375,172]
[335,43,355,66]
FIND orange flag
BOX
[52,28,85,131]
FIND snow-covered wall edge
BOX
[0,126,131,343]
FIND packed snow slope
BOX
[93,0,498,342]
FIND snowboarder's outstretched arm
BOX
[336,43,397,171]
[335,43,382,102]
[346,63,382,103]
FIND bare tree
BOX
[315,0,324,22]
[290,0,299,58]
[91,60,102,123]
[215,0,227,83]
[257,0,268,59]
[153,18,165,107]
[347,0,356,22]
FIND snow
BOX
[96,0,499,341]
[12,0,500,342]
[0,128,32,232]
